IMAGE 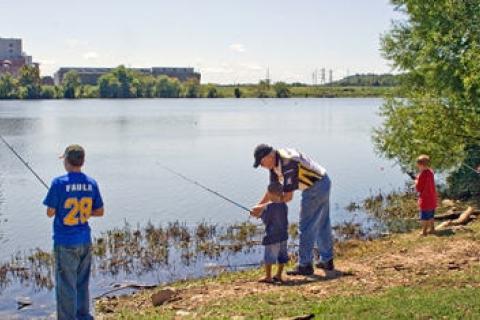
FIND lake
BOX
[0,98,406,317]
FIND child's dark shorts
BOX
[264,240,289,264]
[420,210,435,221]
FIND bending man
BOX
[251,144,333,275]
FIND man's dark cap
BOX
[253,144,273,168]
[63,144,85,167]
[268,181,283,194]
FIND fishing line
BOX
[0,135,49,190]
[162,166,252,213]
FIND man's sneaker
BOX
[286,264,314,276]
[315,259,335,271]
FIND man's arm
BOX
[91,207,104,217]
[46,207,56,217]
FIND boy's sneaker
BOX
[315,259,334,271]
[286,264,314,276]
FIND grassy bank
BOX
[211,85,393,98]
[96,220,480,319]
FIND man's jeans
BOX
[54,243,93,320]
[299,175,333,266]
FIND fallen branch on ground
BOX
[435,209,480,221]
[437,206,477,230]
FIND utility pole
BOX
[266,67,270,87]
[312,69,318,86]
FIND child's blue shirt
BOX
[261,202,288,245]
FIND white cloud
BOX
[66,38,88,48]
[202,66,234,74]
[240,63,262,71]
[228,43,246,53]
[83,51,99,60]
[38,59,56,66]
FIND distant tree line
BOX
[332,73,400,87]
[0,65,395,100]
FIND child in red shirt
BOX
[415,155,437,236]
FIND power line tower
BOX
[266,67,270,87]
[329,69,333,84]
[321,68,326,84]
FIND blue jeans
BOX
[54,243,93,320]
[264,240,289,264]
[299,175,333,266]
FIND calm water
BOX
[0,98,406,317]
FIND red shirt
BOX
[416,169,437,210]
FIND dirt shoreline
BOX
[95,220,480,319]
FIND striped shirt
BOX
[270,148,326,192]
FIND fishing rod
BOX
[0,135,49,190]
[162,166,252,213]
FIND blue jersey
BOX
[43,172,103,246]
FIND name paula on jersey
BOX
[65,184,93,193]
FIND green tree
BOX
[80,85,99,98]
[138,75,156,98]
[273,82,290,98]
[40,85,57,99]
[234,87,242,98]
[112,65,135,98]
[205,84,218,98]
[155,76,181,98]
[98,73,120,98]
[18,65,41,99]
[374,0,480,186]
[183,79,200,98]
[62,70,81,99]
[256,80,270,98]
[0,73,17,99]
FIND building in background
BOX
[54,67,201,85]
[0,37,38,77]
[41,76,54,86]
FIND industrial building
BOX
[54,67,201,85]
[0,37,37,77]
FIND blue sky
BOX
[1,0,400,83]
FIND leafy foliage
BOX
[374,0,480,181]
[183,79,200,98]
[234,87,242,98]
[155,75,181,98]
[205,84,218,98]
[333,73,400,87]
[18,65,42,99]
[62,71,81,99]
[0,73,17,99]
[273,82,290,98]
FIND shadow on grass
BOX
[434,229,456,237]
[277,269,355,287]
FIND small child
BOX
[252,182,289,283]
[415,155,437,236]
[43,145,104,319]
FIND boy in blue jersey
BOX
[252,182,289,283]
[43,145,104,320]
